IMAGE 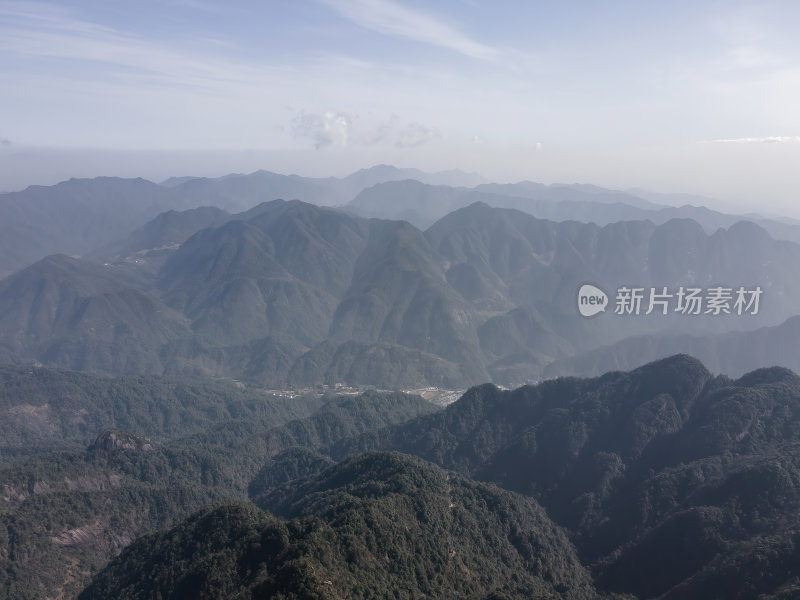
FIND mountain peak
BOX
[734,366,800,388]
[632,353,711,381]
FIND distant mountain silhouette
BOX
[347,179,800,243]
[0,166,485,278]
[5,167,799,280]
[0,177,182,278]
[545,314,800,378]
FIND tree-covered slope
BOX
[0,365,323,462]
[0,255,190,374]
[80,452,597,600]
[334,355,800,599]
[0,384,436,600]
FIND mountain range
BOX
[0,166,484,279]
[346,178,800,242]
[81,453,596,600]
[1,192,799,388]
[4,164,799,280]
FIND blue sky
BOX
[1,0,799,214]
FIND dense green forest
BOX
[4,356,800,598]
[81,453,597,600]
[0,365,324,461]
[0,367,436,599]
[333,355,800,599]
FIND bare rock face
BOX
[90,429,153,452]
[51,519,135,553]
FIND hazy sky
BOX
[2,0,799,214]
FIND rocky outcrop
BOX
[90,429,153,453]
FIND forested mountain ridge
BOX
[2,198,799,389]
[80,452,598,600]
[331,354,800,599]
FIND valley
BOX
[1,166,799,600]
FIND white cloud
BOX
[320,0,498,60]
[705,136,800,143]
[290,113,440,151]
[292,111,353,149]
[395,122,440,148]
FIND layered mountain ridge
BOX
[2,196,799,388]
[0,166,485,279]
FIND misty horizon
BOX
[2,0,800,217]
[2,151,799,222]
